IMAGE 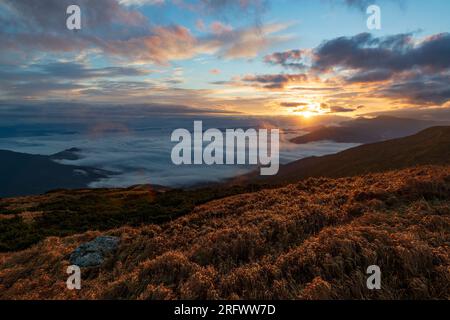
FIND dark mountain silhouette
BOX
[291,115,445,144]
[0,149,112,198]
[49,147,83,161]
[243,126,450,185]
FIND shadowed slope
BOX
[247,126,450,185]
[0,149,112,198]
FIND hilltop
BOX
[243,126,450,185]
[291,116,444,144]
[0,165,449,299]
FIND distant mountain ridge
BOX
[242,126,450,185]
[291,115,446,144]
[0,149,112,197]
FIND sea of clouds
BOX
[0,113,358,188]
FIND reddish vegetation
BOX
[0,166,449,300]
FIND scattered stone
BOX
[69,236,120,267]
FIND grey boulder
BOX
[69,236,120,267]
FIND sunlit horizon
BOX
[0,0,449,119]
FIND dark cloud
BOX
[377,74,450,105]
[242,73,307,89]
[291,86,342,92]
[264,31,450,79]
[319,102,363,113]
[280,102,308,108]
[0,62,149,81]
[329,105,358,113]
[313,32,450,76]
[346,69,393,83]
[264,50,308,70]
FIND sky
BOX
[1,0,450,118]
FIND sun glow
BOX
[287,102,327,118]
[296,110,315,118]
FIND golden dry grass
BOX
[0,166,449,300]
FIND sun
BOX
[288,103,326,118]
[297,110,315,118]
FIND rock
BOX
[69,236,120,267]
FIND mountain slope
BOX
[250,126,450,185]
[0,166,449,299]
[291,116,444,144]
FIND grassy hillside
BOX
[0,184,263,252]
[0,166,449,299]
[247,126,450,185]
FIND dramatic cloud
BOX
[0,0,286,64]
[313,32,450,75]
[314,32,450,105]
[265,32,450,106]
